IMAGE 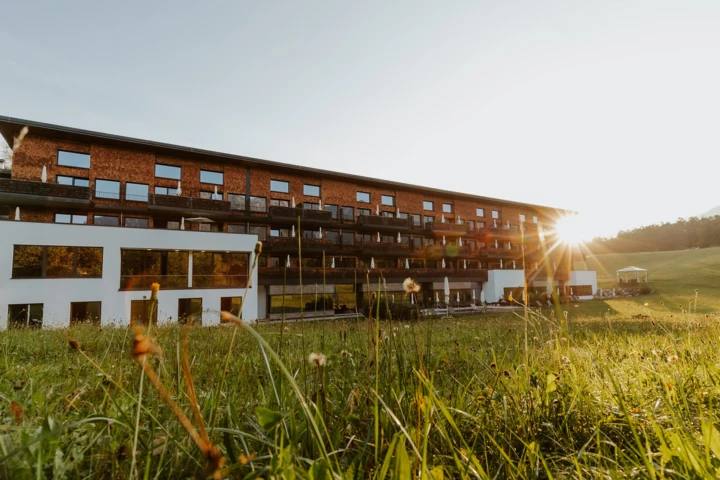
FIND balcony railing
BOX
[0,178,91,201]
[357,240,411,254]
[268,206,333,223]
[479,247,523,258]
[259,267,489,281]
[425,244,473,258]
[148,194,231,212]
[356,215,410,229]
[425,222,467,235]
[267,237,334,252]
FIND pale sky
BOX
[2,1,719,239]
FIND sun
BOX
[555,215,593,245]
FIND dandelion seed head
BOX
[666,355,678,363]
[308,352,326,367]
[403,277,420,293]
[254,241,263,255]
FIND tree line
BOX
[589,215,720,253]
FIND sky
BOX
[1,1,719,239]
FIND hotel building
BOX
[0,115,595,328]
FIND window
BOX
[12,245,103,279]
[193,251,249,288]
[58,151,90,169]
[270,228,290,237]
[178,298,203,325]
[249,225,267,241]
[423,201,434,211]
[423,215,434,225]
[70,301,101,326]
[155,186,178,196]
[304,184,321,197]
[411,214,422,227]
[155,164,181,180]
[229,194,246,210]
[478,221,485,228]
[57,175,89,187]
[228,224,246,234]
[533,216,538,223]
[125,217,149,228]
[442,203,453,213]
[130,300,157,326]
[358,233,372,243]
[95,179,120,200]
[200,191,222,200]
[270,198,289,207]
[270,180,289,193]
[519,214,526,223]
[200,170,224,185]
[357,191,370,203]
[476,208,485,217]
[358,208,371,216]
[325,204,338,219]
[221,297,242,318]
[199,223,219,232]
[120,249,189,290]
[381,195,395,206]
[249,196,267,212]
[8,304,43,329]
[94,215,120,226]
[303,202,320,210]
[55,213,87,224]
[341,206,354,220]
[397,212,408,219]
[302,229,321,239]
[341,232,355,245]
[411,237,422,249]
[326,231,339,244]
[380,211,394,218]
[467,220,475,231]
[492,210,500,219]
[125,183,149,202]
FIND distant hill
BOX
[700,206,720,218]
[586,246,720,290]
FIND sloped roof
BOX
[616,266,647,272]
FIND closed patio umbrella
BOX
[444,277,450,305]
[371,257,375,269]
[180,217,185,230]
[331,257,335,268]
[15,206,20,221]
[292,196,296,208]
[177,181,182,195]
[41,166,47,183]
[441,258,446,268]
[405,258,409,269]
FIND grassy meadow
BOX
[2,248,720,478]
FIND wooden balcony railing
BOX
[267,237,334,252]
[356,215,410,229]
[425,222,467,235]
[259,267,489,281]
[148,194,231,212]
[268,206,333,223]
[0,178,91,201]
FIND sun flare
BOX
[555,215,593,245]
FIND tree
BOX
[0,140,11,169]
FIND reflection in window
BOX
[249,196,267,212]
[126,183,149,202]
[125,217,149,228]
[304,184,321,196]
[58,151,90,169]
[94,215,120,226]
[155,164,181,180]
[95,180,120,200]
[228,194,246,210]
[12,245,102,278]
[193,251,249,288]
[70,301,101,326]
[155,186,178,196]
[55,213,87,224]
[120,249,188,290]
[221,297,242,318]
[57,175,89,187]
[200,170,224,185]
[8,304,44,329]
[270,180,289,193]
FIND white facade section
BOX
[0,221,259,329]
[568,270,598,300]
[485,270,525,303]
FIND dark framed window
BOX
[8,304,43,329]
[476,208,485,217]
[443,203,453,213]
[200,191,222,200]
[200,170,224,185]
[249,225,267,241]
[358,208,371,216]
[381,195,395,206]
[125,217,149,228]
[270,228,290,237]
[411,214,422,227]
[270,198,289,207]
[519,214,526,223]
[467,220,475,231]
[423,201,434,211]
[341,232,355,245]
[12,245,103,279]
[478,221,486,228]
[155,186,178,196]
[423,215,434,225]
[249,196,267,213]
[357,191,370,203]
[95,179,120,200]
[221,297,242,318]
[178,298,203,325]
[55,213,87,224]
[411,237,422,249]
[341,206,354,220]
[70,301,101,326]
[155,164,181,180]
[270,180,289,193]
[492,210,500,219]
[304,184,321,197]
[199,223,219,232]
[325,204,338,219]
[94,215,120,226]
[58,151,90,169]
[228,194,245,210]
[130,299,157,326]
[228,224,246,234]
[380,211,394,218]
[57,175,89,187]
[325,231,339,244]
[120,249,189,290]
[126,183,149,202]
[358,233,372,243]
[302,229,321,239]
[303,202,320,210]
[193,251,249,288]
[397,212,408,219]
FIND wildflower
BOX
[666,355,678,363]
[150,282,160,297]
[132,330,161,361]
[254,241,263,255]
[560,337,567,343]
[404,324,410,329]
[68,339,80,350]
[561,356,571,364]
[403,277,420,293]
[651,349,662,357]
[644,303,649,307]
[340,350,352,358]
[308,352,326,367]
[660,302,664,306]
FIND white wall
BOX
[568,270,598,300]
[0,221,259,329]
[486,270,525,303]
